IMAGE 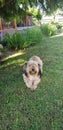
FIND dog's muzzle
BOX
[32,68,34,71]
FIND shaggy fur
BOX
[23,56,43,90]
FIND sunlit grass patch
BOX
[4,51,25,60]
[0,50,26,69]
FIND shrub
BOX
[51,21,62,30]
[3,33,15,49]
[26,27,42,45]
[0,45,5,60]
[11,32,27,49]
[55,22,62,30]
[2,32,27,49]
[41,23,56,36]
[2,27,43,49]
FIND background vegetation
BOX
[0,22,63,51]
[1,27,42,49]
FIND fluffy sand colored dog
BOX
[23,56,43,90]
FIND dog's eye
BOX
[29,65,31,67]
[38,64,40,67]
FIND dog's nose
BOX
[32,68,34,71]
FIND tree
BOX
[0,0,63,29]
[1,0,63,17]
[0,0,37,28]
[0,0,63,20]
[0,0,37,19]
[39,0,63,14]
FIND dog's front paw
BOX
[30,86,37,91]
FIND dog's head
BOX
[23,60,42,77]
[27,60,39,76]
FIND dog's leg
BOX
[30,85,37,91]
[29,76,41,90]
[23,63,28,77]
[23,74,33,88]
[38,64,43,78]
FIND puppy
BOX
[23,56,43,90]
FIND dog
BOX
[23,56,43,90]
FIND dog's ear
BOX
[38,64,42,78]
[23,63,28,77]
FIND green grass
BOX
[0,33,63,130]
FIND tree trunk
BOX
[26,15,30,26]
[0,18,2,30]
[13,18,17,28]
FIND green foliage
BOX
[39,0,63,14]
[3,32,27,49]
[29,7,42,20]
[0,0,37,21]
[3,33,15,49]
[50,21,63,33]
[0,44,5,59]
[2,27,43,49]
[51,21,62,29]
[55,22,62,29]
[1,0,63,21]
[36,9,42,20]
[26,27,42,44]
[41,23,56,36]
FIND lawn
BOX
[0,33,63,130]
